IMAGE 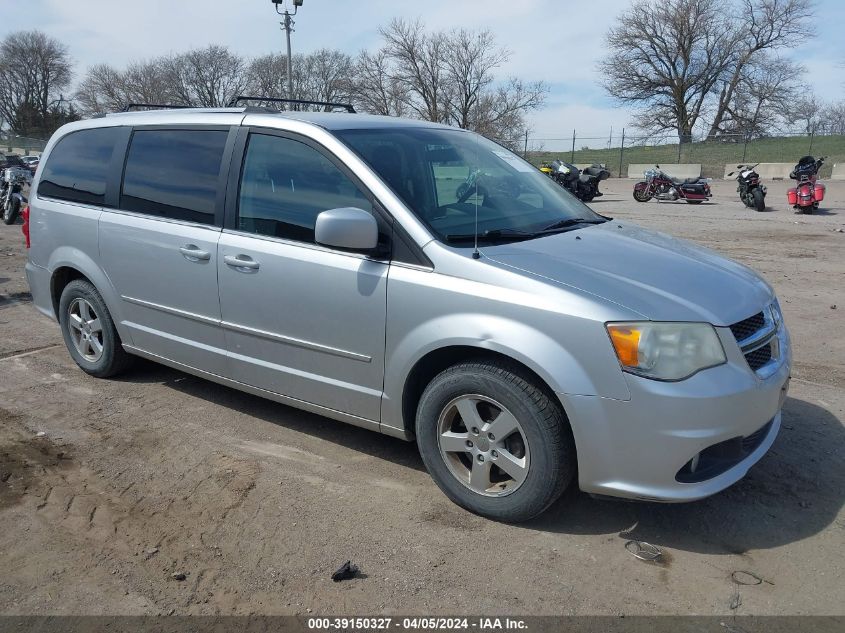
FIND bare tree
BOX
[707,0,813,137]
[76,59,178,115]
[443,29,506,129]
[470,78,547,147]
[380,18,452,122]
[367,19,545,138]
[719,55,802,137]
[788,94,823,134]
[291,49,354,104]
[247,53,288,101]
[0,30,73,136]
[166,45,250,107]
[75,64,130,114]
[246,50,354,109]
[818,101,845,135]
[351,48,409,116]
[600,0,739,142]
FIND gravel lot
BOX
[0,179,843,616]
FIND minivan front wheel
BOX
[416,361,575,522]
[59,279,132,378]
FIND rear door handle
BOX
[224,254,260,270]
[179,245,211,261]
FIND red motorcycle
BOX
[633,165,711,204]
[787,155,826,214]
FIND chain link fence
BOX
[4,128,844,179]
[1,133,48,155]
[506,130,845,179]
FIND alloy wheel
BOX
[67,298,105,362]
[437,394,531,497]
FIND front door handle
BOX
[224,254,260,270]
[179,245,211,261]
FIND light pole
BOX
[271,0,304,104]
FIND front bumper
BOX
[560,324,791,502]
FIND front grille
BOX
[730,312,765,343]
[729,310,778,374]
[745,345,773,371]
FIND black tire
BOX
[2,197,19,225]
[59,279,133,378]
[632,188,652,202]
[415,360,575,522]
[579,192,596,203]
[752,188,766,212]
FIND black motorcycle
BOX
[726,163,766,212]
[541,160,609,202]
[1,166,30,225]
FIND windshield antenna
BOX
[472,138,480,259]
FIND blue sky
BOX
[7,0,845,143]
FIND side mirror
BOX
[315,207,378,252]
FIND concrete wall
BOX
[627,163,701,179]
[722,163,794,180]
[831,163,845,180]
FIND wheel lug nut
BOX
[471,427,479,435]
[491,450,498,458]
[466,440,473,448]
[488,433,495,441]
[477,455,484,463]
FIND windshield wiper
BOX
[445,228,538,243]
[446,218,611,244]
[539,217,609,232]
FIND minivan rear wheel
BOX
[59,279,133,378]
[416,361,575,522]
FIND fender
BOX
[381,312,631,433]
[46,246,135,346]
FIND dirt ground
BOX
[0,179,843,616]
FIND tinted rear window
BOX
[121,129,228,225]
[38,127,122,205]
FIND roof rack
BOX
[228,96,356,113]
[123,103,195,112]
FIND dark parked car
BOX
[1,154,27,171]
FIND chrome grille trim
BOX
[729,303,783,377]
[734,309,777,352]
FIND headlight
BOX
[606,322,726,381]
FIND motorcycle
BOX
[633,165,711,204]
[727,163,767,211]
[1,166,30,225]
[787,155,826,214]
[540,160,609,202]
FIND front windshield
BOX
[332,127,604,244]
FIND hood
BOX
[480,222,773,326]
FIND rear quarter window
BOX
[37,127,122,206]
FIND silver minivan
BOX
[25,105,791,521]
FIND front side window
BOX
[334,127,605,244]
[237,133,373,243]
[38,127,122,206]
[121,129,228,225]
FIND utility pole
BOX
[272,0,304,104]
[618,128,625,178]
